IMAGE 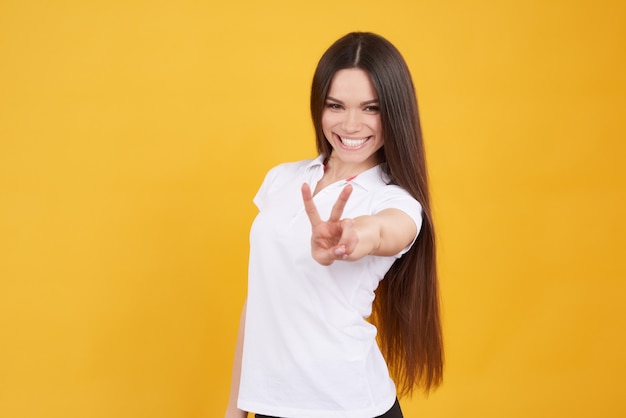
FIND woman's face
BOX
[322,68,383,168]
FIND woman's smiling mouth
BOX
[339,136,370,148]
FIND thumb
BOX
[338,218,358,255]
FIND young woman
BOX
[225,32,443,418]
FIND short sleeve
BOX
[372,185,423,258]
[253,166,279,210]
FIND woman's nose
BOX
[341,110,361,132]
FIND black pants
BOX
[255,397,403,418]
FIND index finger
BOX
[301,183,322,226]
[328,184,353,222]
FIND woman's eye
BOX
[364,105,380,112]
[326,103,342,110]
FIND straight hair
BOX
[310,32,444,396]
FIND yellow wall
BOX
[1,0,624,417]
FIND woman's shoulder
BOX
[262,156,322,180]
[357,166,413,196]
[268,158,314,174]
[257,156,321,190]
[363,168,422,210]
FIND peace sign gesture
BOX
[301,183,359,266]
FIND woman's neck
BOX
[320,154,379,186]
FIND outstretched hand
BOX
[301,183,358,266]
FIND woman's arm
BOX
[301,183,417,265]
[225,301,248,418]
[345,208,417,259]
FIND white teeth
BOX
[340,137,368,147]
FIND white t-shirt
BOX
[238,156,422,418]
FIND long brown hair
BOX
[310,32,443,396]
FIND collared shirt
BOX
[238,156,422,418]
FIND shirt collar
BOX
[305,155,390,192]
[305,155,327,170]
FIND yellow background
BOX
[1,0,624,417]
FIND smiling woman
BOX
[225,32,443,418]
[320,68,384,180]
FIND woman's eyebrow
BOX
[361,99,380,105]
[326,96,380,105]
